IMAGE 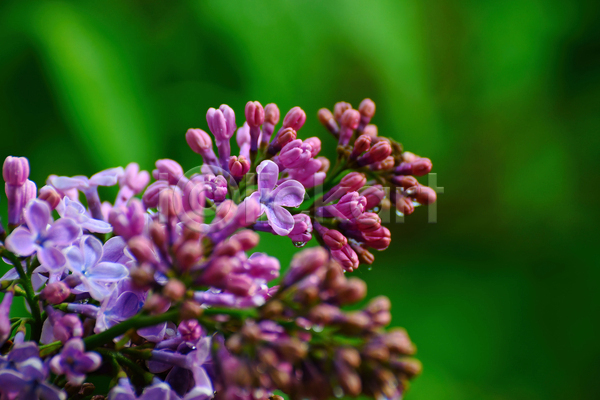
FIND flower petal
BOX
[46,218,81,246]
[5,227,37,256]
[100,236,127,263]
[0,268,19,282]
[82,235,103,270]
[66,246,84,274]
[265,204,294,236]
[38,247,67,271]
[24,199,51,235]
[271,179,305,208]
[0,369,28,394]
[82,278,113,301]
[87,262,129,281]
[89,167,124,187]
[50,176,89,191]
[256,160,279,193]
[82,218,113,234]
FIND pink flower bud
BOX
[226,274,258,297]
[359,98,376,119]
[363,124,378,137]
[317,108,339,135]
[178,320,202,341]
[186,128,213,155]
[350,135,371,159]
[3,156,29,186]
[231,230,260,251]
[340,172,367,192]
[396,195,415,216]
[122,163,150,194]
[163,279,186,301]
[152,159,184,185]
[356,212,381,232]
[41,282,71,304]
[264,103,280,125]
[304,137,321,157]
[392,175,418,189]
[411,158,433,176]
[361,185,386,210]
[128,236,156,263]
[282,107,306,131]
[322,228,347,250]
[407,185,437,205]
[333,102,352,122]
[331,246,359,272]
[245,101,265,127]
[357,140,392,166]
[38,185,61,210]
[158,188,183,220]
[283,247,329,286]
[228,156,250,178]
[142,180,169,209]
[363,226,391,250]
[338,109,360,146]
[268,128,297,155]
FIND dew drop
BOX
[313,324,324,332]
[395,210,404,217]
[293,241,307,248]
[367,266,373,271]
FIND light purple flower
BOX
[59,197,112,233]
[115,163,150,207]
[0,341,66,400]
[249,160,305,236]
[50,167,124,220]
[109,198,146,240]
[6,199,81,270]
[150,337,213,398]
[50,338,101,385]
[66,235,129,301]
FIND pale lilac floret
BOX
[5,199,81,271]
[59,197,113,233]
[50,338,101,385]
[150,337,214,399]
[66,235,129,301]
[249,160,305,236]
[50,167,124,220]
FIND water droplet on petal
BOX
[293,241,307,248]
[333,387,344,398]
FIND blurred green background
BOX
[1,0,599,399]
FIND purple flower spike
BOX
[50,338,101,385]
[3,156,30,186]
[245,101,264,152]
[249,160,305,236]
[0,291,13,347]
[6,199,81,271]
[66,235,129,301]
[59,197,112,233]
[5,178,36,225]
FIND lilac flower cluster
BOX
[0,99,435,400]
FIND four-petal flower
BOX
[250,160,305,236]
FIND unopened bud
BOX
[180,300,203,320]
[350,135,371,159]
[359,98,376,119]
[407,185,436,205]
[231,230,259,251]
[282,107,306,131]
[176,241,201,270]
[128,236,155,263]
[38,185,61,210]
[40,282,70,304]
[245,101,265,127]
[264,103,280,125]
[336,278,367,305]
[3,156,29,186]
[333,102,352,122]
[163,279,186,301]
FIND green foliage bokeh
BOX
[1,1,599,399]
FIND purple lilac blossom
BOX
[6,199,81,271]
[50,338,101,384]
[249,160,305,236]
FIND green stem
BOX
[97,348,154,385]
[39,341,62,357]
[1,248,43,341]
[83,310,179,350]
